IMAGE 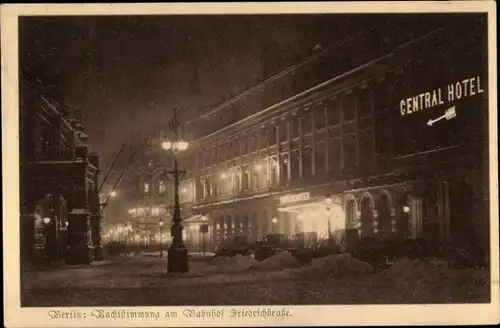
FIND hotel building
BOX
[130,15,489,259]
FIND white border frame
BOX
[2,2,498,327]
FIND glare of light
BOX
[161,141,173,150]
[255,164,263,171]
[43,217,51,224]
[403,206,411,213]
[65,221,69,227]
[325,197,333,205]
[181,187,188,194]
[272,217,278,224]
[201,215,208,222]
[110,191,117,197]
[175,141,189,151]
[220,173,227,179]
[158,221,164,227]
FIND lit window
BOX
[144,182,150,193]
[158,180,166,194]
[151,207,160,216]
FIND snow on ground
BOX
[21,254,490,306]
[252,251,302,270]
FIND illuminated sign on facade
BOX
[279,192,311,205]
[399,76,485,119]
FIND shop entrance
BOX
[277,197,346,247]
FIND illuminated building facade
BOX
[132,15,489,259]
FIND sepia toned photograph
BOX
[2,2,499,327]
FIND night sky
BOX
[19,14,452,171]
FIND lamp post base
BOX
[167,246,189,273]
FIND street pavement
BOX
[21,255,490,306]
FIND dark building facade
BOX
[130,15,489,260]
[19,18,103,266]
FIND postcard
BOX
[2,2,499,327]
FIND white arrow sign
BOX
[427,106,457,126]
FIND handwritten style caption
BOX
[48,308,292,321]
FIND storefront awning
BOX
[183,214,205,224]
[277,196,343,213]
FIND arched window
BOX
[376,192,392,239]
[360,197,374,238]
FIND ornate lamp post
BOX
[161,107,189,273]
[159,220,164,258]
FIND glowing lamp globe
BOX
[161,141,173,150]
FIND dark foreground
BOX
[21,256,490,306]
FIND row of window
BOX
[139,127,375,203]
[195,87,375,169]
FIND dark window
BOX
[279,120,288,142]
[315,143,326,175]
[314,105,326,130]
[343,93,355,122]
[260,130,268,148]
[290,115,299,138]
[328,138,341,173]
[344,135,357,169]
[240,138,247,155]
[269,124,277,145]
[357,88,372,118]
[301,111,312,135]
[291,151,300,181]
[327,98,340,126]
[302,147,312,179]
[359,129,374,169]
[248,136,255,152]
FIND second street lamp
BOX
[161,107,189,273]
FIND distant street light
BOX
[110,191,117,197]
[43,217,51,224]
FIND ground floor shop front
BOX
[191,166,489,261]
[20,160,103,266]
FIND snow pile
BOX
[252,251,301,270]
[380,257,449,281]
[376,257,490,302]
[293,253,374,278]
[205,254,258,273]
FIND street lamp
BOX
[159,220,164,258]
[161,107,189,273]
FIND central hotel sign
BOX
[279,192,310,205]
[399,76,485,119]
